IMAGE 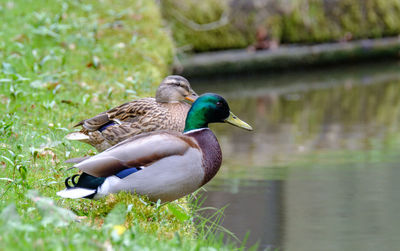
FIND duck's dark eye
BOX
[216,101,222,106]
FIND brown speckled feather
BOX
[70,99,192,152]
[66,75,198,152]
[97,100,191,147]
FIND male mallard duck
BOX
[57,93,252,202]
[66,75,198,152]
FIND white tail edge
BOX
[65,132,90,141]
[57,188,96,199]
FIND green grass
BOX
[0,0,243,249]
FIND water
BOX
[190,61,400,250]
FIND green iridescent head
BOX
[184,93,253,132]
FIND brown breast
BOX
[185,128,222,185]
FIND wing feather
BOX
[107,98,158,121]
[75,131,197,177]
[77,112,110,131]
[74,98,159,132]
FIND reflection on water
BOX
[202,180,284,250]
[191,62,400,250]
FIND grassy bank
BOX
[0,0,237,249]
[162,0,400,52]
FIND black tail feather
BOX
[76,173,106,189]
[64,173,106,199]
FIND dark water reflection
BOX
[191,62,400,250]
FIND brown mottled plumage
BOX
[66,75,198,152]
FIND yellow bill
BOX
[184,93,198,104]
[224,112,253,131]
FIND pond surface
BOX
[190,61,400,251]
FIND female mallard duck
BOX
[66,75,198,152]
[57,93,252,202]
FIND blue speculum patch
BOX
[115,167,142,179]
[99,121,116,132]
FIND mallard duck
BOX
[66,75,198,152]
[57,93,252,202]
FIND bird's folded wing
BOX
[74,111,111,131]
[107,98,157,121]
[73,98,159,132]
[75,132,195,177]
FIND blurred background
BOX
[162,0,400,51]
[161,0,400,250]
